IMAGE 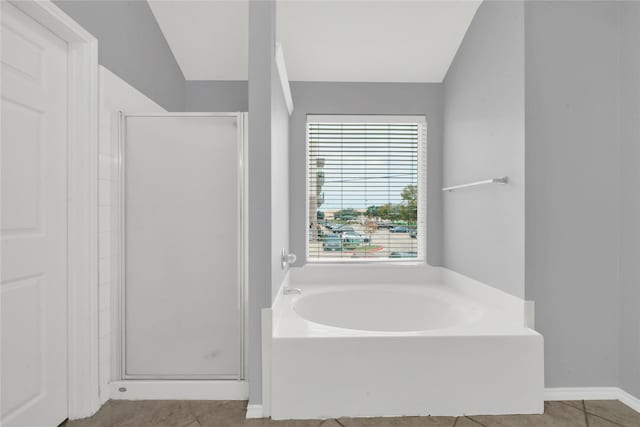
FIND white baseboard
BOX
[544,387,621,401]
[245,404,263,418]
[110,380,248,400]
[261,308,272,418]
[618,388,640,413]
[544,387,640,412]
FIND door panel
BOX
[124,116,242,378]
[1,3,68,426]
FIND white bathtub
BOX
[293,286,482,333]
[268,266,544,420]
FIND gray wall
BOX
[55,1,250,113]
[271,71,290,300]
[185,81,248,112]
[288,82,444,267]
[247,0,275,405]
[54,0,186,111]
[442,0,525,298]
[524,0,622,388]
[619,1,640,399]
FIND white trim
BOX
[242,113,250,380]
[309,114,428,124]
[618,388,640,413]
[9,0,101,420]
[544,387,640,412]
[305,115,428,264]
[245,404,264,419]
[305,258,427,265]
[261,308,273,417]
[109,381,249,400]
[275,42,294,116]
[123,112,240,117]
[544,387,621,401]
[238,112,248,380]
[417,117,427,262]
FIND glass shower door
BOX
[123,114,244,379]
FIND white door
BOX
[1,2,69,426]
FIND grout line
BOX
[464,416,487,426]
[584,411,627,427]
[556,400,583,410]
[334,418,348,427]
[582,400,590,427]
[581,401,629,427]
[180,418,200,427]
[189,410,204,427]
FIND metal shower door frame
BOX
[116,112,248,381]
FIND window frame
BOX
[305,114,427,264]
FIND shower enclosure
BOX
[117,113,246,381]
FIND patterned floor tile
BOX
[187,400,247,427]
[453,417,484,427]
[584,400,640,427]
[467,401,587,426]
[587,413,623,426]
[63,399,640,427]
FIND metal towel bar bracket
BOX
[442,176,509,192]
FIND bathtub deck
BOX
[271,332,543,419]
[270,281,543,419]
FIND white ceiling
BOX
[149,0,481,83]
[148,0,249,81]
[277,1,481,82]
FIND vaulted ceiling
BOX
[148,0,481,82]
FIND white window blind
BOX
[307,115,426,262]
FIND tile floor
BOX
[63,400,640,427]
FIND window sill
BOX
[306,259,427,267]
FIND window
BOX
[307,115,426,262]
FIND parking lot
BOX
[308,224,419,260]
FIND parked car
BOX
[323,234,342,251]
[377,222,396,229]
[342,233,366,249]
[409,229,417,239]
[345,231,370,243]
[390,226,409,233]
[342,232,370,247]
[334,225,355,234]
[389,251,417,258]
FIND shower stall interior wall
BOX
[120,114,246,380]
